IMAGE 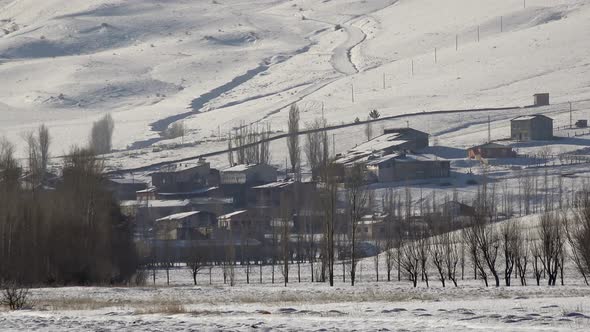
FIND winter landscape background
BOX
[2,0,590,331]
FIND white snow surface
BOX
[1,0,589,165]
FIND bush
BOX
[164,122,186,139]
[1,282,29,310]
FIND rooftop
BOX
[120,199,191,208]
[252,181,294,189]
[223,164,258,172]
[512,114,552,121]
[218,210,248,219]
[470,142,511,149]
[156,211,201,222]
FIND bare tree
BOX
[38,124,50,177]
[500,221,519,286]
[1,282,29,310]
[319,161,338,286]
[346,164,368,286]
[538,213,564,286]
[431,231,458,287]
[287,104,300,174]
[305,118,328,179]
[531,238,543,286]
[515,232,530,286]
[187,245,208,286]
[164,122,186,139]
[89,113,115,154]
[398,240,420,287]
[227,131,234,166]
[365,116,373,141]
[564,194,590,285]
[259,123,272,165]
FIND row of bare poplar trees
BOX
[0,124,137,286]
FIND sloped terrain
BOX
[0,0,589,164]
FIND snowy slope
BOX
[0,0,589,164]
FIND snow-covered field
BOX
[2,2,590,329]
[2,281,590,331]
[1,0,590,168]
[3,247,590,330]
[2,214,590,331]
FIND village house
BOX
[382,128,429,151]
[332,128,436,181]
[357,213,389,241]
[438,200,475,223]
[467,143,516,159]
[150,158,218,193]
[136,187,157,202]
[220,163,277,206]
[511,114,553,141]
[220,163,277,185]
[154,211,217,241]
[533,93,550,106]
[105,177,148,201]
[217,210,270,238]
[365,152,450,182]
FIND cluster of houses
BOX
[107,93,585,261]
[107,127,469,261]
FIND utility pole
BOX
[411,59,414,76]
[455,35,458,51]
[332,133,336,156]
[500,16,503,32]
[351,83,355,103]
[569,102,573,129]
[477,26,480,42]
[321,101,325,119]
[524,0,526,9]
[487,115,491,143]
[382,73,386,89]
[434,48,437,63]
[406,120,409,128]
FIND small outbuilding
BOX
[511,114,553,141]
[533,93,550,106]
[467,143,516,159]
[575,120,588,128]
[220,163,277,185]
[365,153,450,182]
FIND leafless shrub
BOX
[89,113,115,154]
[305,118,329,179]
[1,282,29,310]
[164,122,186,139]
[565,194,590,285]
[538,213,565,286]
[500,221,519,286]
[286,104,300,175]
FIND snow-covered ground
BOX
[2,212,590,331]
[1,0,590,167]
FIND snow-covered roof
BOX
[120,199,191,208]
[136,187,157,193]
[334,133,413,166]
[223,164,257,172]
[218,210,248,219]
[108,177,146,185]
[349,133,408,154]
[366,154,400,166]
[470,142,511,149]
[252,181,294,189]
[156,211,201,222]
[157,186,218,196]
[511,114,552,121]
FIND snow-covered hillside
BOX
[1,0,589,163]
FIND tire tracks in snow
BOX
[126,1,396,150]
